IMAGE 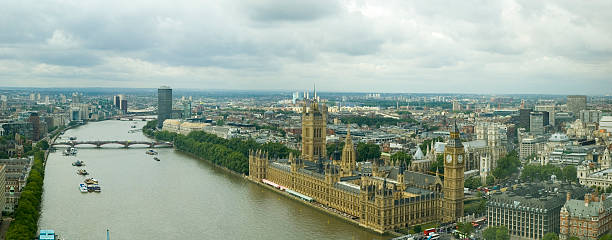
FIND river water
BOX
[38,120,389,240]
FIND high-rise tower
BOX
[157,86,172,128]
[301,94,327,162]
[443,121,465,222]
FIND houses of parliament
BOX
[248,96,466,233]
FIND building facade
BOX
[567,95,587,117]
[157,86,172,128]
[560,192,612,240]
[487,182,590,240]
[248,97,464,233]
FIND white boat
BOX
[79,183,88,193]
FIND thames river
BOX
[38,120,389,240]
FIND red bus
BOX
[424,228,436,236]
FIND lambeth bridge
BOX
[51,140,173,148]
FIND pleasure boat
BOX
[79,183,88,193]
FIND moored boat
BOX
[72,160,85,166]
[145,149,158,155]
[77,169,88,175]
[153,157,160,161]
[84,178,99,185]
[79,183,88,193]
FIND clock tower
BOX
[443,122,465,222]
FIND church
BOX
[248,96,466,233]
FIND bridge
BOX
[51,140,173,148]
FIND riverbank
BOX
[142,125,401,238]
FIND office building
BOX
[120,99,128,114]
[535,105,556,126]
[157,86,172,128]
[114,95,121,108]
[601,116,612,133]
[530,112,545,135]
[567,95,587,117]
[519,108,533,130]
[580,110,602,124]
[487,182,589,240]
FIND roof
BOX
[564,198,612,218]
[413,147,425,160]
[463,139,487,150]
[403,171,441,187]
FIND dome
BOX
[549,133,569,142]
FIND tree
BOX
[429,155,444,175]
[326,142,345,158]
[420,137,443,153]
[356,142,381,162]
[457,222,474,235]
[412,225,422,234]
[562,165,577,182]
[35,140,49,150]
[483,226,509,240]
[543,232,559,240]
[600,234,612,240]
[486,175,495,186]
[465,177,482,189]
[391,151,411,166]
[493,151,520,179]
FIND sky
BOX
[1,0,611,94]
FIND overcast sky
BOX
[1,0,611,94]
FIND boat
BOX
[72,160,85,166]
[70,147,78,155]
[77,169,88,175]
[69,136,77,141]
[153,157,160,161]
[79,183,88,193]
[39,229,56,240]
[93,184,101,192]
[62,149,70,156]
[145,149,158,155]
[131,125,136,128]
[84,178,99,185]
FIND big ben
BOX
[443,122,465,222]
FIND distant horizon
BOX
[1,86,611,97]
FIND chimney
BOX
[566,192,571,201]
[585,193,591,206]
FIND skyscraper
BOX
[157,86,172,128]
[567,95,587,117]
[530,112,545,135]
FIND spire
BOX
[435,167,439,177]
[454,119,459,133]
[313,82,316,100]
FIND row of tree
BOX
[144,121,299,175]
[340,115,414,128]
[6,150,45,240]
[521,164,578,182]
[492,150,521,180]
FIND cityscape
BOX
[1,1,612,240]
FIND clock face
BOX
[458,155,463,163]
[446,154,452,163]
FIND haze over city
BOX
[1,0,611,94]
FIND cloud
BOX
[0,0,610,94]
